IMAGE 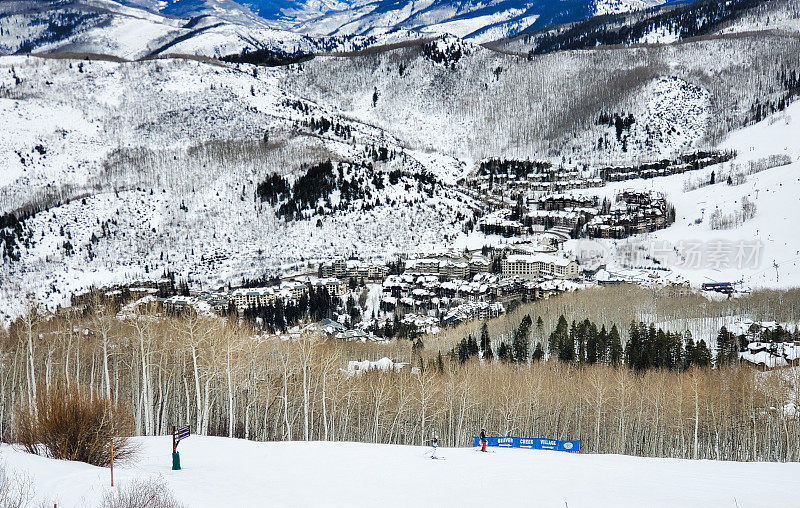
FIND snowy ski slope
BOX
[1,435,798,507]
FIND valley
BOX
[0,1,799,506]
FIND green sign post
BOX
[172,425,190,470]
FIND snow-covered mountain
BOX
[1,0,799,323]
[498,0,800,54]
[178,0,675,42]
[0,0,309,58]
[120,0,267,25]
[0,0,400,59]
[0,51,479,321]
[0,0,689,58]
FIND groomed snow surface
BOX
[2,436,799,507]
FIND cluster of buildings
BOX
[524,194,598,235]
[585,190,669,239]
[443,302,505,325]
[477,189,671,241]
[469,169,605,194]
[478,214,526,237]
[116,241,582,338]
[160,278,347,315]
[403,256,490,280]
[599,151,734,182]
[381,273,496,313]
[379,246,580,322]
[478,194,597,239]
[319,258,389,282]
[229,281,310,309]
[478,208,577,240]
[465,152,703,246]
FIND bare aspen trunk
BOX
[227,348,234,438]
[140,340,151,435]
[303,364,309,441]
[202,377,212,436]
[26,324,36,409]
[692,375,700,460]
[192,346,203,434]
[103,336,111,401]
[322,371,328,441]
[90,354,95,402]
[64,330,72,390]
[281,345,292,441]
[44,346,53,393]
[183,376,191,425]
[245,402,251,440]
[75,346,80,390]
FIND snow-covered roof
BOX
[506,254,574,267]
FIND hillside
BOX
[1,436,799,507]
[1,18,799,323]
[286,31,800,161]
[0,0,799,326]
[0,53,479,322]
[565,99,800,289]
[0,0,388,58]
[496,0,800,55]
[121,0,675,43]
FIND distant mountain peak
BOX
[126,0,677,42]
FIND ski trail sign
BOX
[172,425,190,470]
[175,425,190,444]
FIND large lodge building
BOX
[501,253,580,280]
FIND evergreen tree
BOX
[638,323,654,371]
[480,322,493,360]
[684,334,696,370]
[668,331,683,370]
[609,324,623,367]
[569,320,578,360]
[654,328,668,369]
[467,335,479,357]
[598,324,609,363]
[625,321,640,369]
[497,342,511,362]
[549,315,568,355]
[586,322,599,365]
[513,315,532,362]
[484,341,494,361]
[531,342,544,362]
[557,325,576,363]
[457,338,470,364]
[694,340,712,368]
[716,325,739,368]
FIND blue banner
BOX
[473,436,580,452]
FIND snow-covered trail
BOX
[1,435,798,507]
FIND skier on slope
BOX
[480,429,487,452]
[431,434,439,459]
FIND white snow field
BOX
[1,436,799,507]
